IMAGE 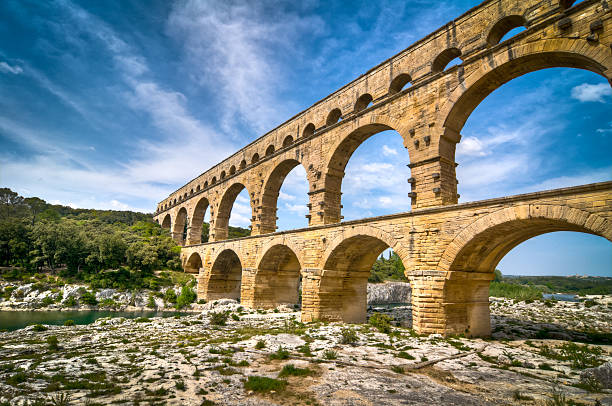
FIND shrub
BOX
[339,328,358,345]
[32,324,47,332]
[209,311,229,326]
[175,286,196,309]
[175,379,185,390]
[489,281,542,301]
[323,349,337,360]
[583,299,597,308]
[64,320,75,326]
[397,351,415,360]
[391,365,404,374]
[47,335,59,351]
[135,317,151,323]
[369,313,393,333]
[147,294,156,308]
[244,376,287,393]
[269,346,290,360]
[278,364,313,377]
[231,314,240,321]
[255,340,266,350]
[164,289,177,304]
[41,296,54,306]
[63,296,77,307]
[80,290,98,306]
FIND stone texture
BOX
[152,0,612,337]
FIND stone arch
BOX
[437,204,612,337]
[440,39,611,137]
[239,159,247,170]
[220,170,226,179]
[187,196,210,245]
[184,252,203,274]
[202,248,243,301]
[256,236,306,270]
[246,244,302,309]
[322,122,412,224]
[211,176,217,184]
[282,135,294,148]
[251,153,260,164]
[161,213,171,230]
[172,207,188,245]
[432,47,462,73]
[389,73,412,94]
[354,93,373,113]
[259,159,310,234]
[312,226,409,323]
[486,15,527,47]
[303,123,315,138]
[214,182,252,241]
[265,144,275,156]
[230,165,236,175]
[326,108,342,126]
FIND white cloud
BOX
[110,200,130,210]
[166,1,321,134]
[378,196,393,206]
[0,61,23,75]
[571,83,612,103]
[382,145,397,156]
[279,191,295,201]
[457,136,487,157]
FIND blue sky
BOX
[0,0,610,276]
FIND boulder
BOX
[367,282,411,305]
[580,362,612,389]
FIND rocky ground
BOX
[1,297,611,405]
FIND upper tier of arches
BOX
[157,0,601,214]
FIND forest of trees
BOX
[0,188,182,286]
[368,251,407,283]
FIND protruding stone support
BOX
[408,157,458,209]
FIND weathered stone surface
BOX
[581,362,612,389]
[152,0,612,337]
[367,282,411,305]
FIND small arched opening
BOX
[486,15,527,47]
[354,93,373,113]
[265,145,275,156]
[432,48,462,73]
[303,123,315,138]
[220,171,226,179]
[239,159,247,170]
[282,135,294,148]
[389,73,412,94]
[229,165,236,175]
[251,153,260,164]
[326,108,342,126]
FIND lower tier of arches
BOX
[184,182,612,337]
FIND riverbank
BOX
[1,297,611,405]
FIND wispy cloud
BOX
[571,83,612,103]
[0,61,23,75]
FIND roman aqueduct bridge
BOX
[153,0,612,336]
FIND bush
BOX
[323,349,337,360]
[339,328,358,345]
[63,296,77,307]
[269,346,290,360]
[164,289,177,304]
[243,376,287,393]
[64,320,75,326]
[80,290,98,306]
[255,340,266,350]
[369,313,393,333]
[47,335,59,351]
[489,281,543,301]
[175,286,196,309]
[41,296,54,306]
[147,294,156,308]
[32,324,47,332]
[278,364,313,377]
[209,311,229,326]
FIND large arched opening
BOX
[172,208,188,245]
[188,197,210,245]
[439,207,612,337]
[204,249,243,301]
[324,123,410,223]
[248,244,301,309]
[309,231,412,325]
[261,159,309,233]
[214,183,252,241]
